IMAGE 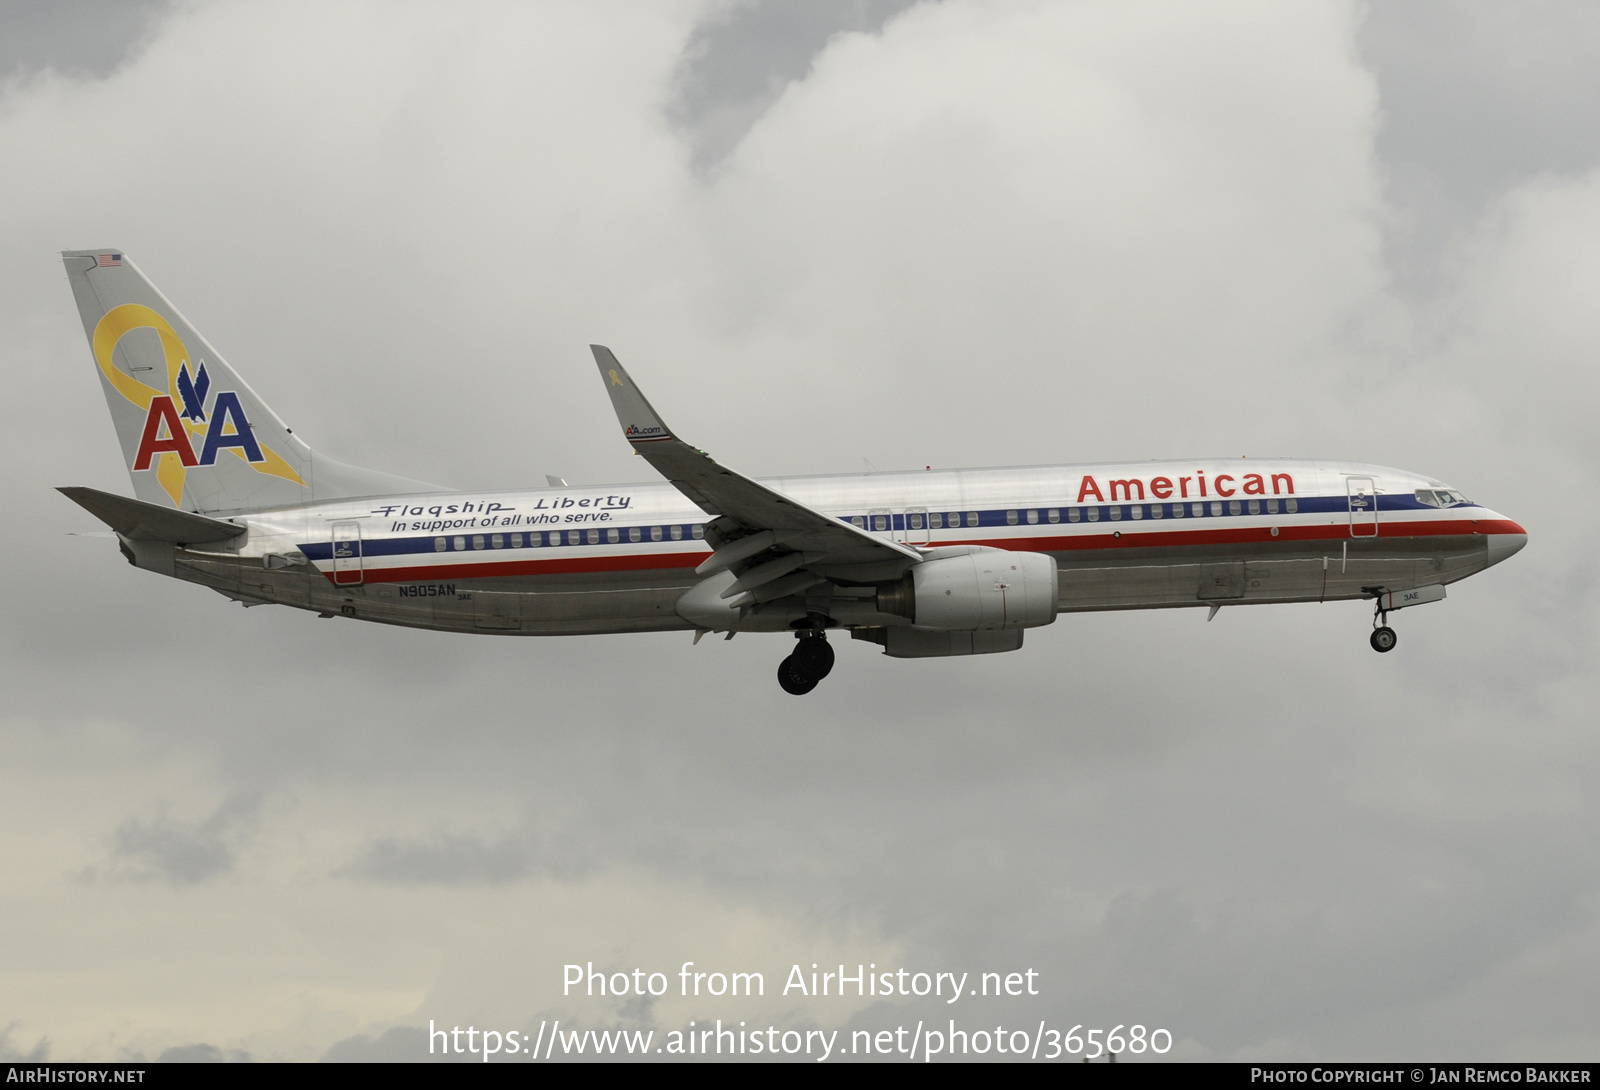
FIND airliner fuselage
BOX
[58,250,1527,693]
[138,461,1520,640]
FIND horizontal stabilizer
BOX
[58,486,246,544]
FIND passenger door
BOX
[1347,476,1378,537]
[332,521,363,586]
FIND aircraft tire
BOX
[792,636,834,680]
[778,656,819,695]
[1370,626,1397,653]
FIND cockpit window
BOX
[1416,488,1469,508]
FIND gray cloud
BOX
[0,1023,48,1062]
[670,0,921,171]
[321,1026,430,1063]
[339,831,557,886]
[0,0,170,81]
[1361,0,1600,294]
[155,1042,251,1062]
[105,794,261,886]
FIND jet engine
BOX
[876,547,1059,630]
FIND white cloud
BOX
[1,0,1596,1062]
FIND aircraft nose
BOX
[1485,526,1527,568]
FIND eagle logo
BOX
[175,360,210,422]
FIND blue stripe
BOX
[298,495,1477,563]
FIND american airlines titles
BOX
[1076,471,1295,503]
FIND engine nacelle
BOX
[853,626,1025,658]
[877,547,1059,630]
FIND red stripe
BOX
[327,549,711,585]
[993,516,1525,553]
[319,517,1525,585]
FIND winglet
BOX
[591,345,676,445]
[583,345,919,570]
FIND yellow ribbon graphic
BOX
[93,304,306,506]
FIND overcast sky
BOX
[1,0,1597,1063]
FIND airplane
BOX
[58,250,1527,694]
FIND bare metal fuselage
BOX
[153,459,1523,637]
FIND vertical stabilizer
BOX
[62,249,440,513]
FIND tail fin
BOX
[62,249,441,514]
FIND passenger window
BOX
[1228,501,1241,516]
[910,513,924,529]
[548,532,560,546]
[1006,510,1018,525]
[1087,507,1099,522]
[568,530,581,545]
[929,512,943,529]
[435,537,447,552]
[1170,503,1183,519]
[1192,502,1204,517]
[670,525,684,540]
[491,534,504,548]
[1286,498,1299,513]
[1149,503,1163,519]
[650,526,663,541]
[585,529,599,544]
[1209,502,1222,517]
[628,527,641,543]
[510,533,522,547]
[1047,509,1060,523]
[1109,506,1122,521]
[1026,510,1038,524]
[873,515,888,531]
[1130,505,1143,520]
[606,528,619,544]
[966,512,979,527]
[472,535,485,549]
[454,536,466,551]
[1067,508,1080,523]
[851,516,866,529]
[1247,500,1260,515]
[692,524,705,539]
[1267,498,1279,515]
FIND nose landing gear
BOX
[1369,594,1397,653]
[777,626,835,695]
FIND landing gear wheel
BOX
[1370,626,1397,653]
[777,656,819,695]
[792,635,834,680]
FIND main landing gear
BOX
[777,627,835,695]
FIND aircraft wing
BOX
[591,346,919,588]
[58,486,246,544]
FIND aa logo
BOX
[92,303,305,505]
